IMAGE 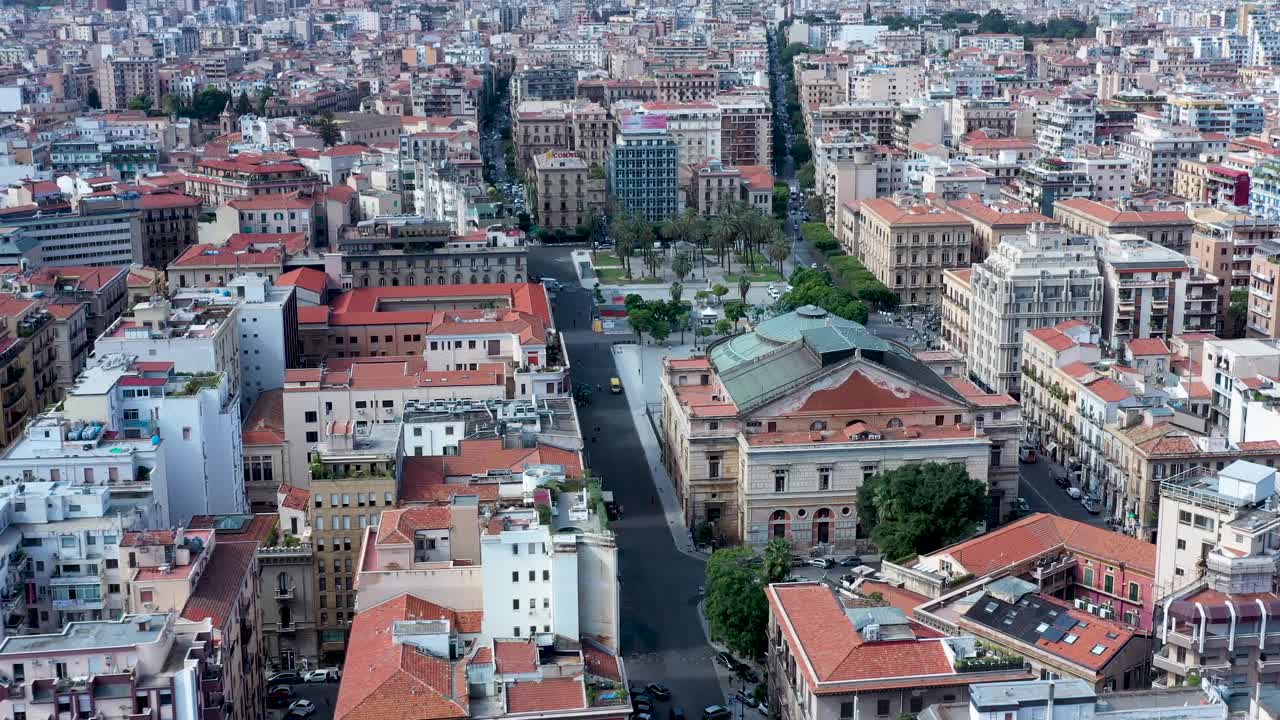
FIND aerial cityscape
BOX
[4,0,1280,718]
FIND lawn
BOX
[725,264,784,283]
[595,267,663,284]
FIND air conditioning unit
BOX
[1099,607,1114,619]
[1074,598,1088,610]
[1087,603,1099,614]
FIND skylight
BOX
[1091,645,1106,655]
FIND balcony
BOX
[275,585,295,600]
[278,622,296,634]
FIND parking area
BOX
[267,679,340,720]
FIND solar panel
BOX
[1041,627,1066,643]
[1053,615,1078,631]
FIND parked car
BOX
[1053,474,1071,489]
[1066,486,1082,500]
[1082,497,1101,514]
[715,652,739,671]
[302,669,333,683]
[542,278,564,292]
[670,706,687,720]
[647,683,672,701]
[267,686,296,705]
[1013,498,1031,516]
[287,700,316,718]
[807,557,832,569]
[788,555,807,568]
[268,671,302,686]
[734,690,759,709]
[629,685,648,698]
[635,699,654,714]
[703,705,732,720]
[837,556,859,567]
[635,714,653,720]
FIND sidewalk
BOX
[612,343,707,562]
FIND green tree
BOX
[767,237,790,274]
[715,318,732,336]
[797,161,816,189]
[671,251,693,283]
[235,90,252,115]
[857,462,988,560]
[86,87,102,109]
[311,112,341,146]
[772,183,790,219]
[1230,288,1248,337]
[725,302,747,328]
[127,95,153,111]
[704,547,769,658]
[977,9,1009,33]
[763,538,792,583]
[711,284,729,301]
[255,87,275,115]
[669,281,684,304]
[738,276,752,303]
[790,138,812,165]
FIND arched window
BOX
[453,273,462,284]
[887,417,903,428]
[362,277,369,287]
[769,510,790,539]
[498,272,507,283]
[277,572,289,592]
[813,508,833,545]
[810,421,827,431]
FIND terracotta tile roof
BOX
[376,507,453,545]
[276,267,329,294]
[335,594,472,720]
[582,639,622,681]
[242,388,285,445]
[279,483,311,512]
[1127,338,1170,356]
[180,542,257,629]
[494,638,538,674]
[859,198,968,226]
[185,514,276,546]
[1026,327,1075,352]
[928,513,1155,576]
[506,677,586,713]
[1055,198,1190,226]
[766,583,958,692]
[399,457,502,505]
[1084,377,1132,403]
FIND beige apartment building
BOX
[307,421,400,661]
[855,197,971,309]
[1054,198,1194,254]
[940,268,973,360]
[531,151,607,230]
[96,57,159,111]
[1190,207,1280,330]
[1247,240,1280,337]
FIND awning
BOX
[1045,442,1059,455]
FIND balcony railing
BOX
[275,585,295,600]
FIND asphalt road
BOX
[529,248,725,715]
[268,680,339,720]
[1017,457,1108,528]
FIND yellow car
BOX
[610,377,622,394]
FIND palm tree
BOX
[671,251,693,283]
[610,215,636,279]
[737,276,751,303]
[766,223,790,275]
[669,281,684,304]
[710,217,737,276]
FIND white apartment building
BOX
[1067,152,1135,201]
[0,482,151,634]
[480,466,618,649]
[1036,95,1097,157]
[968,226,1104,396]
[58,358,244,524]
[635,101,723,166]
[1116,118,1228,191]
[1097,234,1217,352]
[847,63,925,104]
[174,274,299,410]
[0,193,143,269]
[1200,337,1280,434]
[92,297,243,402]
[0,613,230,720]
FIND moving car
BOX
[1053,474,1071,489]
[287,700,316,718]
[837,555,859,567]
[807,557,832,569]
[1066,487,1082,500]
[610,377,622,394]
